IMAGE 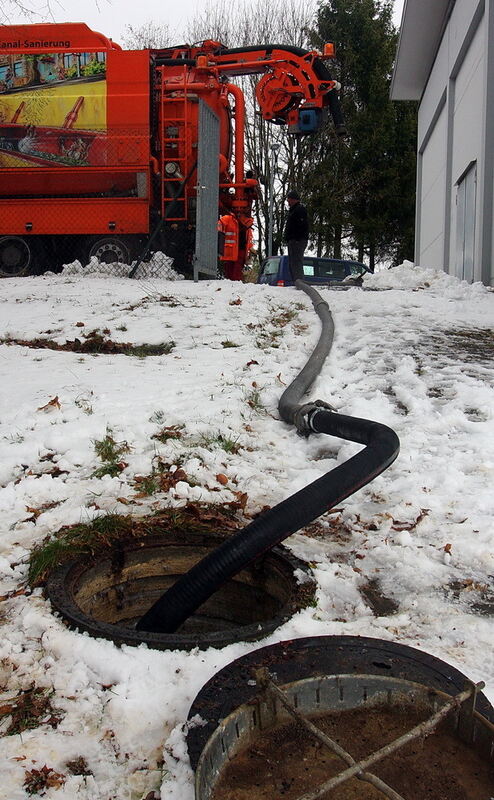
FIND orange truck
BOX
[0,23,344,278]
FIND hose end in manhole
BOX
[45,531,316,651]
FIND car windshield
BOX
[303,258,346,279]
[349,262,366,275]
[261,257,280,276]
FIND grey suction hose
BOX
[278,279,335,430]
[137,280,399,634]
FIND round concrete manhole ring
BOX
[45,532,316,650]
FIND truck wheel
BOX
[86,237,132,265]
[0,236,32,278]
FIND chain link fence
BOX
[0,217,206,279]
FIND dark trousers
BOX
[287,239,307,281]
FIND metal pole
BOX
[267,143,280,257]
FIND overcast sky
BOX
[7,0,406,45]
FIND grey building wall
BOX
[393,0,494,285]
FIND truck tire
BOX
[0,236,32,278]
[86,236,132,266]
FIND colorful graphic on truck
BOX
[0,50,107,167]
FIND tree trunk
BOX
[333,220,342,259]
[369,238,375,272]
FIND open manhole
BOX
[196,673,494,800]
[46,532,316,650]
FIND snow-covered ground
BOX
[0,261,493,799]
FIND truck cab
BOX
[257,254,370,287]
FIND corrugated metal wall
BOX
[194,100,220,281]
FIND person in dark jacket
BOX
[284,189,309,282]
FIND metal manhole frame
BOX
[195,672,494,800]
[187,635,494,768]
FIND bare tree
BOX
[1,0,108,25]
[1,1,53,23]
[122,21,175,50]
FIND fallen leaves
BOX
[36,396,60,412]
[24,765,65,795]
[133,467,190,498]
[4,333,174,357]
[0,587,29,602]
[152,425,185,443]
[65,756,92,776]
[24,501,61,524]
[230,491,248,512]
[391,509,429,531]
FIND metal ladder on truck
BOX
[157,65,191,222]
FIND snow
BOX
[0,261,493,798]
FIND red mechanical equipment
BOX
[0,24,344,277]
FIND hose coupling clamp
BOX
[294,399,336,436]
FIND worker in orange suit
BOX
[218,213,242,280]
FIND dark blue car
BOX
[257,254,370,287]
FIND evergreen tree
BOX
[302,0,417,268]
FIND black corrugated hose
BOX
[137,280,399,634]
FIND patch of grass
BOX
[127,341,175,357]
[92,463,125,478]
[74,393,93,415]
[255,329,283,349]
[149,410,165,425]
[28,504,245,586]
[125,294,182,311]
[271,307,297,327]
[133,472,160,496]
[28,514,133,586]
[7,431,24,444]
[249,303,300,350]
[134,462,199,495]
[92,428,130,478]
[245,387,266,415]
[198,432,242,454]
[221,340,239,348]
[1,687,61,736]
